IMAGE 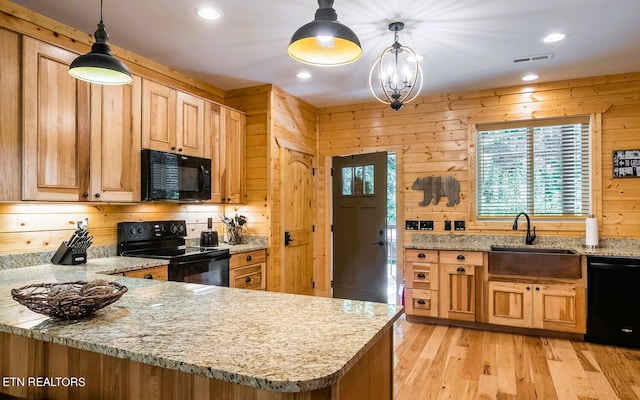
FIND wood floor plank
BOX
[393,319,640,400]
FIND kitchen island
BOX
[0,262,403,400]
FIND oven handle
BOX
[169,254,230,266]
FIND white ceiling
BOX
[11,0,640,108]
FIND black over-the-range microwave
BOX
[141,149,212,202]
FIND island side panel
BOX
[331,326,393,400]
[0,332,47,399]
[1,332,335,400]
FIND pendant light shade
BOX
[68,0,132,85]
[368,22,423,111]
[288,0,362,67]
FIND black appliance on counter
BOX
[141,149,211,202]
[117,220,229,286]
[586,255,640,349]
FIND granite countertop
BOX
[0,262,403,392]
[405,233,640,258]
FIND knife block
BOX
[51,242,87,265]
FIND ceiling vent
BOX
[512,53,553,63]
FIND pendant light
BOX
[368,22,423,111]
[288,0,362,67]
[68,0,132,85]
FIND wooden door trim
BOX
[276,137,315,156]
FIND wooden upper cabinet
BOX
[142,79,205,158]
[0,28,21,201]
[207,104,245,204]
[221,107,246,204]
[205,101,223,203]
[176,91,205,157]
[89,76,142,202]
[22,37,91,201]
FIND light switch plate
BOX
[444,220,452,231]
[454,220,466,231]
[405,220,419,230]
[420,221,434,231]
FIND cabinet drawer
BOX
[231,264,264,290]
[230,249,266,269]
[405,249,438,263]
[123,265,168,280]
[406,263,438,290]
[439,251,483,266]
[405,289,438,317]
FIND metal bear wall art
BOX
[411,176,461,207]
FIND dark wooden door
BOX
[332,152,388,303]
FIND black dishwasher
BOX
[586,256,640,349]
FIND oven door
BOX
[169,253,230,286]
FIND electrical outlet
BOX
[419,221,434,231]
[444,220,452,231]
[454,220,466,231]
[405,220,419,230]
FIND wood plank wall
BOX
[226,86,318,293]
[316,72,640,257]
[269,87,319,294]
[0,203,224,255]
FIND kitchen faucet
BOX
[513,212,536,245]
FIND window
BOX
[341,165,375,195]
[476,116,591,218]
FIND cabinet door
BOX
[22,37,91,201]
[533,284,585,333]
[89,76,142,202]
[406,262,438,290]
[0,28,21,201]
[222,107,245,204]
[142,79,176,153]
[205,101,223,203]
[176,91,205,157]
[441,265,476,321]
[487,281,533,328]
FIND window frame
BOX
[467,114,602,233]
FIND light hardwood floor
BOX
[393,318,640,400]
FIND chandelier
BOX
[368,22,423,111]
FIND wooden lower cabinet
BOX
[487,280,585,333]
[440,265,476,321]
[439,251,482,322]
[230,249,266,290]
[121,265,168,280]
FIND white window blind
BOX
[476,117,591,217]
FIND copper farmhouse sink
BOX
[488,246,582,279]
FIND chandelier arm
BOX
[368,55,391,104]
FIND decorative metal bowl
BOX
[11,280,127,320]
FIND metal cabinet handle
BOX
[417,273,426,279]
[94,193,100,198]
[457,255,465,260]
[526,286,531,291]
[417,299,426,305]
[418,253,426,258]
[245,277,251,283]
[456,267,465,273]
[535,287,540,291]
[246,255,252,261]
[144,274,153,279]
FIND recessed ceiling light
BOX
[296,71,312,79]
[196,7,222,21]
[522,74,539,81]
[543,33,566,43]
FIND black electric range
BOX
[117,220,230,286]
